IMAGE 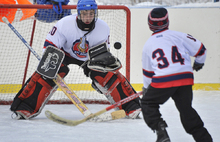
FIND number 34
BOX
[152,46,185,69]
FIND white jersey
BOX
[142,29,206,88]
[44,14,110,61]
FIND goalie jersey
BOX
[142,29,206,88]
[44,14,110,61]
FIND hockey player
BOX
[141,7,212,142]
[10,0,141,120]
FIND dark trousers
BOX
[141,85,212,142]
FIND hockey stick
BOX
[2,17,125,121]
[45,91,142,126]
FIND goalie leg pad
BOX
[90,71,141,118]
[10,72,54,119]
[10,64,69,119]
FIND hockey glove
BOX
[87,42,122,72]
[193,61,204,71]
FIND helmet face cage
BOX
[77,0,98,20]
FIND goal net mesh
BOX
[0,5,130,105]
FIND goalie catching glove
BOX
[87,42,122,72]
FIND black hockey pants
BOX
[141,85,212,142]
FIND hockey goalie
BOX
[10,0,141,120]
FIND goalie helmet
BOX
[76,0,98,31]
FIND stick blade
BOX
[45,109,126,126]
[45,110,83,126]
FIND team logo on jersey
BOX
[72,37,89,58]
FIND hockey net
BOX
[0,4,130,105]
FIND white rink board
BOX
[130,8,220,84]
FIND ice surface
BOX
[0,91,219,142]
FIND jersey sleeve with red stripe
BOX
[182,33,207,64]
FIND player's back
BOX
[144,29,194,88]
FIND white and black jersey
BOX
[142,29,206,88]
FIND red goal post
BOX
[0,4,131,105]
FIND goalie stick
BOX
[2,17,125,122]
[45,91,143,126]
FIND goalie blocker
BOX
[83,43,141,119]
[37,45,65,79]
